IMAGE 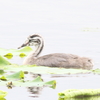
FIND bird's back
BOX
[29,53,93,70]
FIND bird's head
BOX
[18,34,43,49]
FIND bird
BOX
[18,34,93,70]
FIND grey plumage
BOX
[18,34,93,70]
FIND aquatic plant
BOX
[58,89,100,99]
[0,90,7,99]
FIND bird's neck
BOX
[29,39,44,58]
[34,43,44,57]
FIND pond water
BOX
[0,0,100,100]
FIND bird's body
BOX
[23,53,92,69]
[18,34,93,70]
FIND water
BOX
[0,0,100,100]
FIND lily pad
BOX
[0,71,56,88]
[0,46,33,56]
[4,65,91,74]
[58,96,100,100]
[0,55,99,75]
[58,89,100,99]
[16,76,56,88]
[4,53,13,59]
[92,69,100,74]
[0,56,11,65]
[0,90,7,98]
[7,71,24,79]
[0,69,5,75]
[0,76,7,81]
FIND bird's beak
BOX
[18,44,26,49]
[18,41,29,49]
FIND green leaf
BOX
[0,76,7,81]
[0,69,5,75]
[20,76,44,87]
[58,89,100,99]
[45,80,56,89]
[0,90,7,98]
[1,64,100,75]
[0,46,33,56]
[18,76,56,88]
[0,73,56,88]
[0,98,6,100]
[0,56,11,65]
[17,46,33,52]
[0,48,8,55]
[58,96,100,100]
[19,53,26,58]
[5,65,91,74]
[92,69,100,74]
[32,76,43,82]
[7,71,24,79]
[4,53,13,59]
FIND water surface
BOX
[0,0,100,100]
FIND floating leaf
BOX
[45,80,56,89]
[0,76,7,81]
[0,90,7,98]
[4,53,13,56]
[7,71,24,79]
[0,63,100,75]
[0,98,6,100]
[17,46,33,52]
[0,69,5,75]
[0,70,56,88]
[4,53,13,59]
[32,76,43,82]
[0,48,8,55]
[0,56,11,65]
[16,76,56,88]
[14,46,33,56]
[0,46,33,56]
[58,89,100,99]
[0,74,56,88]
[58,96,100,100]
[92,69,100,74]
[4,65,91,74]
[19,53,26,58]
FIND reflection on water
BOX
[58,96,100,100]
[26,73,42,98]
[0,73,100,100]
[27,86,43,97]
[0,0,100,100]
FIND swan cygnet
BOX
[18,34,93,70]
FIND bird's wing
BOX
[36,53,79,67]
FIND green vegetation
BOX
[0,46,33,57]
[58,89,100,100]
[0,47,100,99]
[0,90,7,99]
[0,71,56,88]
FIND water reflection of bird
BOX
[28,86,43,97]
[18,34,93,69]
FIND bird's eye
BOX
[29,40,32,42]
